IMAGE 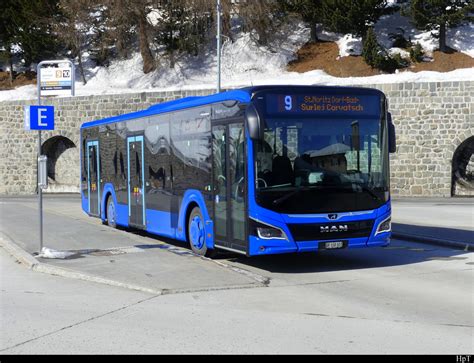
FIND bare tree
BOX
[55,0,96,84]
[235,0,282,46]
[106,0,156,73]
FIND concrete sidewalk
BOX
[0,195,268,295]
[391,197,473,251]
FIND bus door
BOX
[212,122,247,254]
[87,140,100,216]
[127,136,146,228]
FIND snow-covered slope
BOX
[1,12,472,102]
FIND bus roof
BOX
[80,85,384,129]
[81,89,252,129]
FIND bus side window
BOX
[120,152,125,179]
[136,152,140,181]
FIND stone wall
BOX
[0,89,215,195]
[376,81,474,196]
[0,81,472,196]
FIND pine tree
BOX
[320,0,387,37]
[408,0,473,53]
[410,42,425,62]
[152,0,213,68]
[363,27,407,72]
[155,0,187,68]
[362,27,383,68]
[0,0,61,72]
[0,0,18,83]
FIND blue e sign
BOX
[25,105,55,131]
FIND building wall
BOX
[0,81,472,196]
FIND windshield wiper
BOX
[272,186,322,206]
[272,187,303,206]
[346,183,384,202]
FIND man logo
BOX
[328,214,338,220]
[320,225,348,233]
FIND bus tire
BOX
[188,206,216,257]
[106,196,117,229]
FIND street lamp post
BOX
[217,0,222,93]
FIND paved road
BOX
[392,198,473,231]
[392,198,473,246]
[0,195,473,354]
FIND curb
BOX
[0,232,267,295]
[392,232,473,252]
[32,263,164,295]
[0,232,164,295]
[0,232,39,268]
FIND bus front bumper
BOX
[247,212,391,256]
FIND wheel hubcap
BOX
[108,202,115,224]
[190,215,205,250]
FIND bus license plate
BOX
[320,241,346,250]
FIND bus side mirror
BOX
[388,113,396,153]
[245,103,263,141]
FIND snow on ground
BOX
[376,10,474,57]
[448,22,474,58]
[1,14,472,103]
[323,9,474,59]
[336,34,363,57]
[4,66,472,103]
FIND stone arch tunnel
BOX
[452,136,474,196]
[41,135,80,193]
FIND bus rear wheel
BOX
[106,196,117,229]
[188,206,216,257]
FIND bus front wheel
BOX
[106,196,117,229]
[188,206,216,257]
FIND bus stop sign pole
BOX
[38,120,42,251]
[35,60,75,253]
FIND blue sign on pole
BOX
[24,105,55,131]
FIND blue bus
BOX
[81,86,396,257]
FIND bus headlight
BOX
[251,218,288,240]
[257,227,286,239]
[375,216,391,235]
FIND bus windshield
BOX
[254,117,389,214]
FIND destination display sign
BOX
[266,93,381,117]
